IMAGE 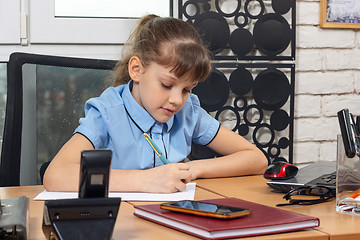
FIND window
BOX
[55,0,171,18]
[30,0,176,44]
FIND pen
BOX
[143,133,170,165]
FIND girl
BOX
[43,15,267,193]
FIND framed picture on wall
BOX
[320,0,360,28]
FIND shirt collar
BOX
[122,81,174,133]
[164,116,174,132]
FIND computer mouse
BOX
[263,161,298,180]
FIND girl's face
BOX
[130,57,198,123]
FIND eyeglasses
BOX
[276,185,335,207]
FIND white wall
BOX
[295,0,360,164]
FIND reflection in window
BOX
[55,0,172,18]
[0,63,6,153]
[36,66,111,183]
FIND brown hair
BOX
[111,14,211,86]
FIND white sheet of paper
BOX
[34,182,196,201]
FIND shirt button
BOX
[153,134,160,140]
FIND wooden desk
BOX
[0,185,45,240]
[196,175,360,240]
[0,185,220,240]
[1,181,328,240]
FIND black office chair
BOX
[0,52,117,186]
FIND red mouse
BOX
[263,161,298,180]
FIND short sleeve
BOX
[74,98,110,149]
[189,94,220,145]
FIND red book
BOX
[133,198,319,240]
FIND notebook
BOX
[133,197,320,240]
[266,161,336,193]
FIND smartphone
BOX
[160,200,251,219]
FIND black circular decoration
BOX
[215,0,241,18]
[215,106,240,132]
[234,12,248,28]
[278,137,289,149]
[253,13,291,57]
[229,28,254,57]
[229,67,253,95]
[179,1,294,164]
[202,2,211,11]
[253,123,275,148]
[272,0,293,15]
[252,68,290,110]
[193,11,230,54]
[192,69,229,112]
[244,0,265,19]
[268,144,280,158]
[243,104,263,127]
[238,124,249,136]
[270,109,290,131]
[234,96,247,111]
[182,1,201,20]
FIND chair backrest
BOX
[0,52,117,186]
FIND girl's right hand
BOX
[140,163,192,193]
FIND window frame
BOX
[30,0,178,44]
[0,0,20,44]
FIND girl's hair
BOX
[111,14,211,86]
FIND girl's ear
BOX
[128,56,143,82]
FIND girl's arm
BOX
[187,126,268,180]
[43,133,191,193]
[43,133,92,192]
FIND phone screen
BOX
[160,200,251,219]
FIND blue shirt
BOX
[75,81,220,170]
